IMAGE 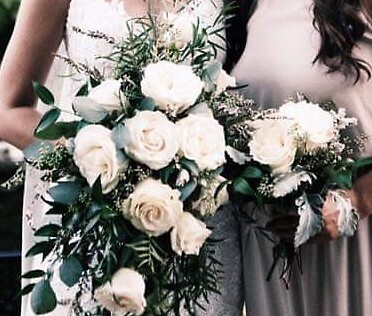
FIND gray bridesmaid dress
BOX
[231,0,372,315]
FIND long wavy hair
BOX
[224,0,372,82]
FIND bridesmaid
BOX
[225,0,372,315]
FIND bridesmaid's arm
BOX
[0,0,70,149]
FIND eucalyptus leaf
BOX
[33,82,55,105]
[23,140,53,162]
[34,108,61,135]
[242,166,263,179]
[232,177,255,196]
[30,280,57,314]
[47,181,82,205]
[180,179,198,201]
[203,61,222,85]
[59,256,83,287]
[138,97,156,111]
[180,158,199,176]
[35,121,79,140]
[112,124,126,148]
[160,163,176,183]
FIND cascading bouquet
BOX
[20,8,236,315]
[211,94,372,284]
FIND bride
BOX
[0,0,243,315]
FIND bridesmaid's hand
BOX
[266,169,372,243]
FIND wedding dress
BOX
[21,0,243,315]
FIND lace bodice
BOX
[54,0,225,114]
[65,0,224,75]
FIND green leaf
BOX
[232,177,255,196]
[180,179,198,201]
[20,283,35,296]
[48,182,81,205]
[31,280,57,314]
[76,82,89,97]
[92,176,103,202]
[83,214,101,234]
[45,205,67,215]
[112,124,126,148]
[59,256,83,287]
[119,246,134,267]
[23,140,53,162]
[34,108,61,136]
[241,166,263,179]
[335,170,352,189]
[33,82,55,105]
[35,121,80,140]
[34,224,61,238]
[26,241,54,259]
[352,157,372,171]
[214,180,229,200]
[138,97,156,111]
[160,163,176,183]
[21,270,45,279]
[180,158,199,176]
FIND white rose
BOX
[159,12,195,48]
[177,114,226,171]
[73,125,128,194]
[122,178,183,236]
[74,80,125,122]
[279,101,335,151]
[94,268,146,316]
[120,111,179,170]
[171,212,211,255]
[192,175,229,216]
[249,119,296,174]
[88,79,124,111]
[214,69,236,95]
[141,61,204,116]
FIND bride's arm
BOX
[0,0,70,149]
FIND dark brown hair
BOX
[224,0,372,81]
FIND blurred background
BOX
[0,0,23,315]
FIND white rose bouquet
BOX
[20,6,235,315]
[210,94,372,284]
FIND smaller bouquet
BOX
[20,8,235,315]
[212,94,372,284]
